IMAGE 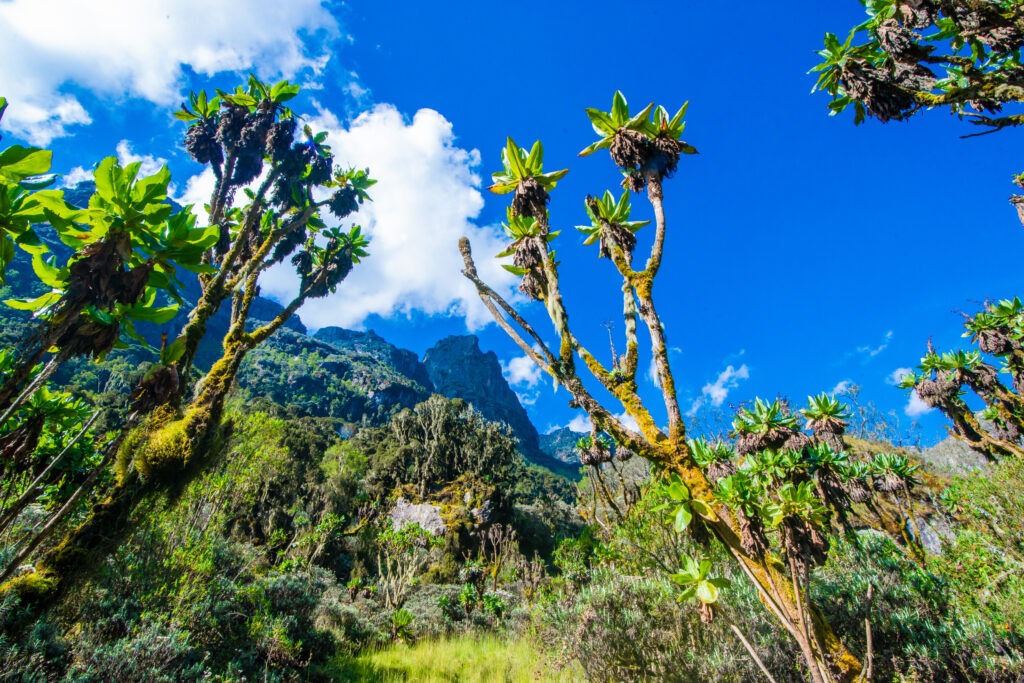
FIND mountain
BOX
[539,427,582,464]
[423,335,540,455]
[236,326,433,425]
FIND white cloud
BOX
[515,391,538,407]
[886,367,914,386]
[857,330,893,359]
[616,411,640,432]
[703,364,750,407]
[687,363,750,416]
[61,165,92,188]
[502,353,542,389]
[831,380,854,395]
[566,414,591,433]
[905,390,934,418]
[560,411,638,435]
[648,357,660,387]
[0,0,339,143]
[260,103,518,330]
[115,140,167,179]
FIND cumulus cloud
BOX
[61,165,93,188]
[0,0,338,143]
[688,364,750,415]
[561,411,639,434]
[886,367,914,386]
[63,140,168,188]
[831,380,855,395]
[905,390,934,418]
[566,414,591,433]
[115,140,168,178]
[259,103,517,330]
[502,354,542,389]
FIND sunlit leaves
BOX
[488,138,568,195]
[670,554,730,605]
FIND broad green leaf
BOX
[625,103,655,131]
[696,581,720,604]
[674,504,693,531]
[126,304,179,324]
[667,480,690,501]
[0,237,13,282]
[488,181,517,195]
[505,138,527,179]
[0,147,53,182]
[526,140,543,172]
[31,253,65,288]
[92,156,120,204]
[5,291,61,311]
[585,108,617,136]
[690,498,716,520]
[578,138,612,157]
[611,91,628,123]
[162,336,186,364]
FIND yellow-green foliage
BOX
[333,635,582,682]
[0,568,57,603]
[135,416,192,480]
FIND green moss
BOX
[0,569,57,603]
[136,416,192,480]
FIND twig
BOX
[730,622,779,683]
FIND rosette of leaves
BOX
[731,397,799,456]
[909,349,962,409]
[575,433,614,466]
[495,207,558,301]
[669,554,730,624]
[579,92,697,192]
[869,452,920,494]
[661,473,717,547]
[800,393,850,453]
[812,1,1024,133]
[716,472,769,559]
[0,158,214,419]
[488,138,568,219]
[843,461,874,503]
[747,447,810,491]
[763,481,831,572]
[0,380,90,467]
[963,299,1023,357]
[576,189,650,260]
[6,166,209,345]
[805,443,853,525]
[689,437,737,484]
[292,225,369,299]
[176,75,300,187]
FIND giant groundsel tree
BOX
[459,92,867,682]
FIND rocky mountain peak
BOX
[423,335,541,459]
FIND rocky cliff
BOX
[423,335,542,459]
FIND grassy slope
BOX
[333,634,583,682]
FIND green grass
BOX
[331,634,582,682]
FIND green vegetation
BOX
[2,7,1024,681]
[335,634,582,682]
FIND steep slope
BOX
[539,427,582,464]
[423,335,540,456]
[235,326,433,424]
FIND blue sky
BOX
[2,1,1020,445]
